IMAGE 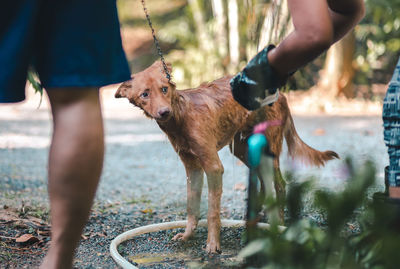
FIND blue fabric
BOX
[383,57,400,186]
[0,0,131,103]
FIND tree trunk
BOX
[188,0,214,52]
[258,0,291,50]
[227,0,239,71]
[317,31,356,98]
[211,0,228,59]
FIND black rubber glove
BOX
[230,45,280,110]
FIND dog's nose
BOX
[158,107,170,118]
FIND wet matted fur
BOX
[115,61,339,253]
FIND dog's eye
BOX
[140,92,149,98]
[161,87,168,94]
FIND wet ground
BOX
[0,88,386,268]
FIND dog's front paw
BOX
[205,240,221,254]
[172,231,192,241]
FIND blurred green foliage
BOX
[159,0,274,88]
[355,0,400,84]
[118,0,399,93]
[118,0,273,88]
[240,159,400,268]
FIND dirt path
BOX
[0,87,386,268]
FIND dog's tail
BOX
[283,104,339,167]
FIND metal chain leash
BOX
[140,0,171,82]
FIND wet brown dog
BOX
[115,61,338,253]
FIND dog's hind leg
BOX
[231,130,286,224]
[263,124,286,224]
[230,133,269,215]
[273,165,286,223]
[173,152,204,241]
[231,133,285,224]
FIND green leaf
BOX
[238,239,268,259]
[27,71,43,108]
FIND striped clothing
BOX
[383,57,400,186]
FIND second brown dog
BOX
[115,61,338,253]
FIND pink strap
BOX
[253,120,282,134]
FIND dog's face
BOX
[115,61,176,122]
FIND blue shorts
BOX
[0,0,131,103]
[383,57,400,186]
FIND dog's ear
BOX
[168,79,176,88]
[115,77,134,98]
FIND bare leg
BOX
[40,88,104,269]
[173,153,204,241]
[268,0,365,75]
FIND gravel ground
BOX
[119,226,245,268]
[0,88,387,268]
